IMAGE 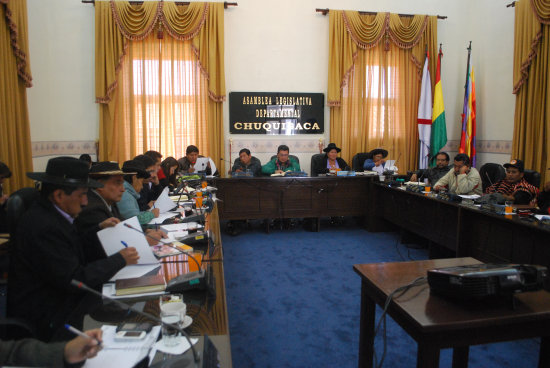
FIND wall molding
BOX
[442,140,512,154]
[229,138,324,154]
[32,140,96,158]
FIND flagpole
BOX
[463,41,472,96]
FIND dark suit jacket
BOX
[75,189,122,262]
[0,339,69,368]
[231,156,262,177]
[8,197,126,341]
[311,155,349,176]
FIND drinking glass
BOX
[505,201,514,214]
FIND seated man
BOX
[134,154,160,211]
[75,161,165,262]
[8,157,139,341]
[261,144,301,175]
[485,159,539,204]
[410,152,452,184]
[231,148,262,177]
[434,153,482,195]
[178,145,213,175]
[363,148,397,174]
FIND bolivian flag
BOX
[430,46,447,167]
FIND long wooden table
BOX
[213,176,374,220]
[83,206,232,367]
[354,257,550,368]
[367,183,550,270]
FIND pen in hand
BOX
[121,241,129,248]
[64,324,103,347]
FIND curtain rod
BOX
[315,8,447,19]
[506,1,516,7]
[82,1,238,8]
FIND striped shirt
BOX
[485,178,539,204]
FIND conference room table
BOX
[367,183,550,270]
[213,175,375,226]
[82,206,232,367]
[354,257,550,368]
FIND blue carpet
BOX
[222,220,539,368]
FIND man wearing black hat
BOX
[485,159,539,204]
[7,157,140,341]
[75,161,166,259]
[118,159,160,225]
[363,148,397,174]
[312,143,350,176]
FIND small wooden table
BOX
[353,257,550,368]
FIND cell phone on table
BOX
[114,322,152,341]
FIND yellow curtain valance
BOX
[2,0,32,87]
[96,0,225,104]
[328,10,435,106]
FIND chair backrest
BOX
[310,154,326,177]
[523,169,541,188]
[352,152,371,171]
[270,154,300,164]
[6,187,39,239]
[479,163,506,192]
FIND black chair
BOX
[479,163,506,192]
[310,154,326,177]
[523,170,541,188]
[351,152,371,171]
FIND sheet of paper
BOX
[208,157,217,176]
[97,217,158,265]
[535,215,550,220]
[154,187,176,213]
[108,264,161,282]
[84,325,160,368]
[147,212,178,225]
[459,194,481,199]
[194,157,209,173]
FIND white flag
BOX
[417,56,432,170]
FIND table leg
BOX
[358,280,375,368]
[452,346,469,368]
[539,336,550,368]
[417,343,440,368]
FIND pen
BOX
[64,324,102,347]
[121,240,129,248]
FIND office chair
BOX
[0,188,39,339]
[351,152,371,171]
[310,153,326,177]
[523,170,541,188]
[479,163,506,192]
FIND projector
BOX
[427,263,547,300]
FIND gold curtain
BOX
[328,11,437,173]
[95,1,225,170]
[512,0,550,186]
[0,0,33,195]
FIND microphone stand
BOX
[71,280,201,363]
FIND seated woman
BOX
[118,159,160,225]
[363,148,396,174]
[313,143,350,176]
[159,157,179,190]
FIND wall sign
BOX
[229,92,324,135]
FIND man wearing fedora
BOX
[363,148,397,174]
[8,157,139,341]
[75,161,166,261]
[485,159,539,204]
[312,143,350,176]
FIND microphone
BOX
[485,172,495,188]
[70,280,200,363]
[219,157,233,165]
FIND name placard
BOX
[229,92,324,135]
